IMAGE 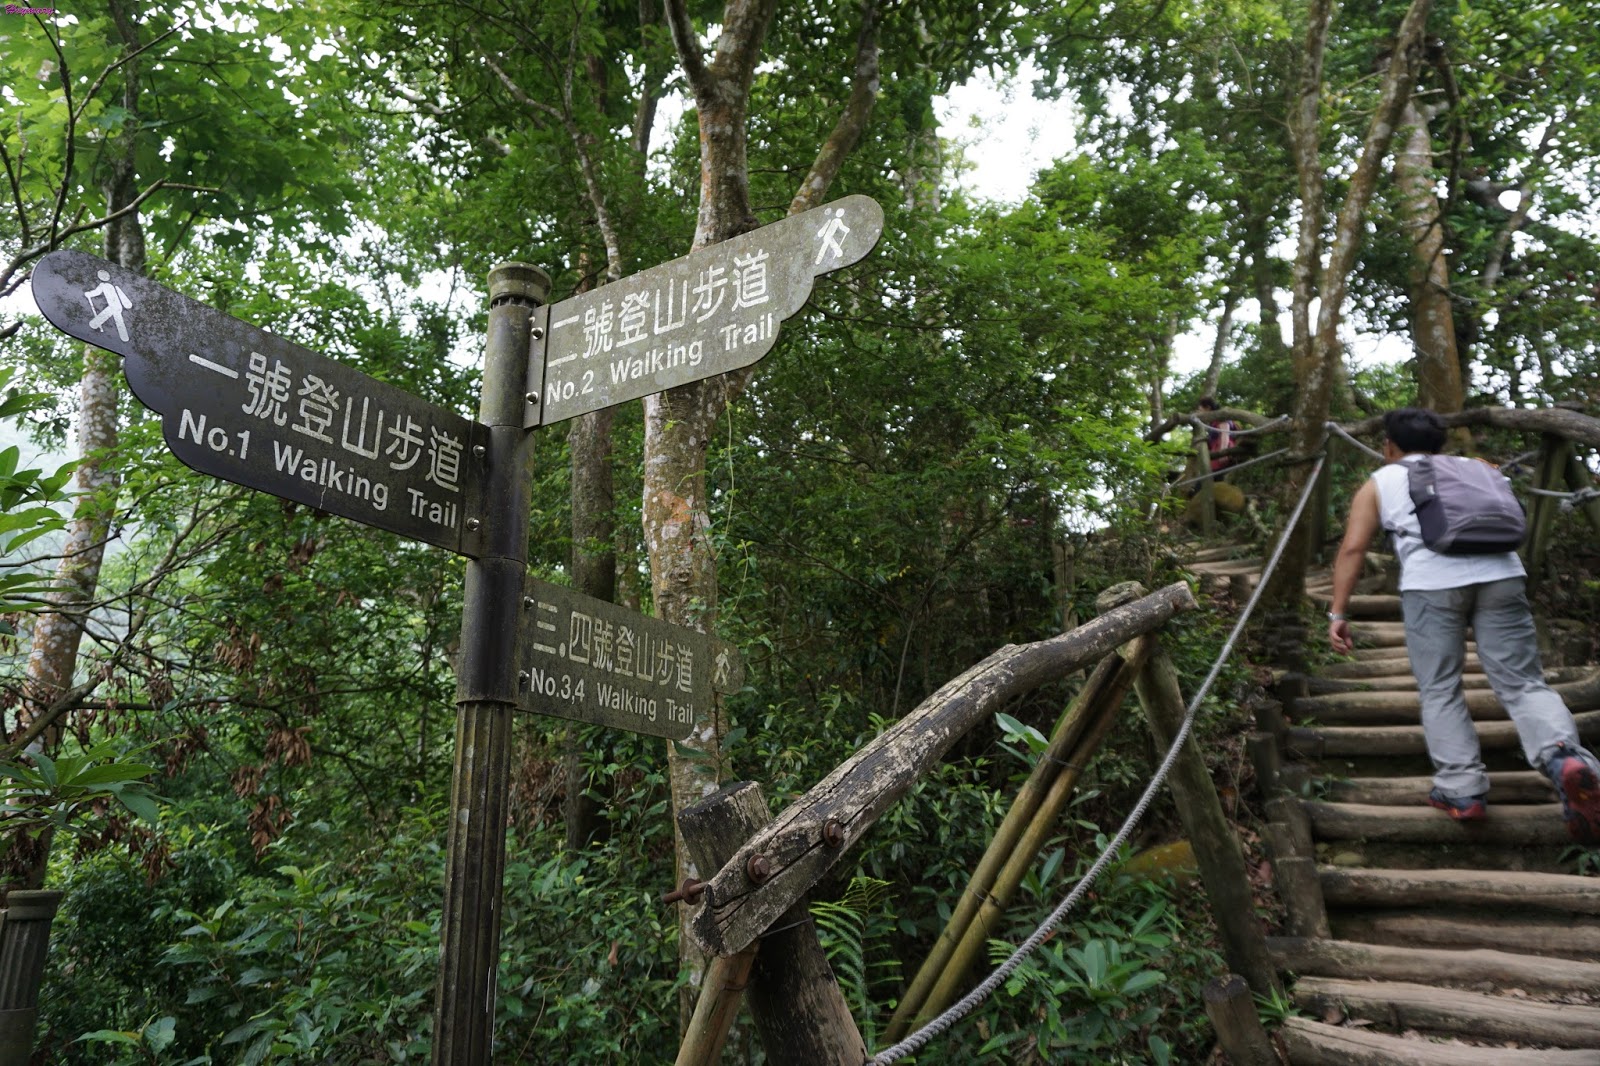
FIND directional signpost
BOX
[32,250,491,557]
[30,193,883,1066]
[530,194,884,426]
[519,577,745,740]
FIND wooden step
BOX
[1323,772,1556,806]
[1321,654,1481,678]
[1331,911,1600,960]
[1269,935,1600,994]
[1304,801,1573,846]
[1306,591,1403,619]
[1291,976,1600,1048]
[1288,708,1600,758]
[1281,1015,1600,1065]
[1308,667,1590,696]
[1320,868,1600,916]
[1184,559,1262,577]
[1308,673,1495,695]
[1293,670,1600,726]
[1177,544,1246,564]
[1348,621,1413,647]
[1345,643,1478,662]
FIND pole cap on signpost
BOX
[487,262,551,307]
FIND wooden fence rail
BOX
[682,581,1199,959]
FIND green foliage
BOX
[966,852,1226,1062]
[0,739,160,867]
[0,365,75,613]
[810,876,902,1052]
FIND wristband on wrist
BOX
[1328,612,1347,621]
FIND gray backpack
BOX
[1405,454,1526,554]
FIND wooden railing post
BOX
[1563,448,1600,534]
[1203,973,1280,1066]
[1307,432,1336,564]
[676,782,865,1066]
[1106,582,1282,998]
[1193,423,1218,535]
[1525,433,1570,587]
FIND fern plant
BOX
[810,875,902,1051]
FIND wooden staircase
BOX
[1184,546,1600,1066]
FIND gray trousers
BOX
[1401,577,1600,799]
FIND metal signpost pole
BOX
[433,262,549,1066]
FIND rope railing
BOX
[1324,421,1384,461]
[1526,485,1600,511]
[869,454,1330,1065]
[1169,447,1291,491]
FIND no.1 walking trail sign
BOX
[30,193,883,1066]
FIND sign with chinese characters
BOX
[519,577,744,740]
[536,194,884,425]
[31,251,489,556]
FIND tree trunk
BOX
[1394,94,1464,417]
[1201,288,1238,400]
[13,4,144,889]
[563,403,616,854]
[658,0,877,1024]
[1263,0,1432,612]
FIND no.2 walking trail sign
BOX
[30,193,883,1065]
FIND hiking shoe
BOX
[1427,788,1488,821]
[1544,746,1600,844]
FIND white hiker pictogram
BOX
[83,269,133,342]
[814,208,850,265]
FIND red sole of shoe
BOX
[1426,798,1487,821]
[1558,760,1600,844]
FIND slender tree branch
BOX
[472,41,564,123]
[0,140,28,248]
[788,0,880,216]
[663,0,710,98]
[70,21,184,126]
[37,17,77,247]
[3,679,102,759]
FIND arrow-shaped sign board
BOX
[518,576,744,740]
[32,251,489,556]
[535,194,884,425]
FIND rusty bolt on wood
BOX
[661,878,705,905]
[821,819,845,848]
[745,853,772,884]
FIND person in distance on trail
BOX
[1196,396,1237,475]
[1326,407,1600,843]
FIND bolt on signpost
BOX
[30,192,883,1065]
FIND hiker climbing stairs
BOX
[1183,545,1600,1065]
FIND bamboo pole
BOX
[674,949,757,1066]
[909,638,1153,1033]
[883,652,1127,1041]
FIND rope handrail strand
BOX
[1226,414,1292,436]
[1325,421,1384,462]
[869,453,1330,1065]
[1526,485,1600,511]
[1184,413,1292,438]
[1169,447,1290,491]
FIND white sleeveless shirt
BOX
[1370,455,1525,592]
